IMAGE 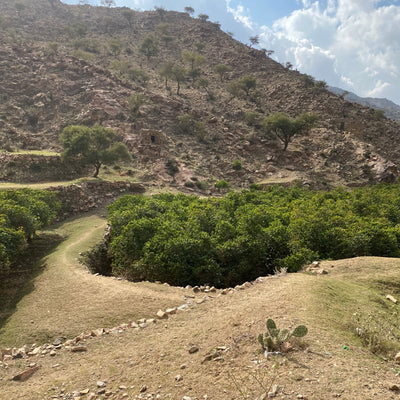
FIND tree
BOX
[184,6,194,15]
[101,0,115,7]
[154,6,167,20]
[285,61,293,69]
[213,64,230,82]
[159,61,175,89]
[239,76,256,96]
[262,112,318,151]
[170,65,187,95]
[139,34,159,61]
[182,51,206,83]
[249,35,260,47]
[60,125,131,178]
[122,9,135,27]
[198,14,209,22]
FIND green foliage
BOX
[0,190,60,271]
[73,38,100,54]
[374,109,385,119]
[139,34,159,60]
[215,179,230,189]
[228,76,257,99]
[262,112,318,151]
[127,93,148,118]
[258,318,308,352]
[177,114,207,139]
[104,184,400,288]
[232,160,242,171]
[80,241,112,276]
[244,111,262,128]
[166,159,179,176]
[126,68,150,85]
[213,64,230,82]
[59,125,131,178]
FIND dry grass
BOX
[1,232,400,399]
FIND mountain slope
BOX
[0,0,400,189]
[329,86,400,123]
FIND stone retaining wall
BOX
[0,153,87,183]
[47,181,146,219]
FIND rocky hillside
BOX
[328,86,400,123]
[0,0,400,189]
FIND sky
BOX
[61,0,400,105]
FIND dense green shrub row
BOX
[105,184,400,287]
[0,189,60,271]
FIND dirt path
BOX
[0,214,186,347]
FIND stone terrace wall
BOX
[0,153,87,183]
[47,181,146,219]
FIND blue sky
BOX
[61,0,400,105]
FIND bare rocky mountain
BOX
[0,0,400,189]
[328,86,400,123]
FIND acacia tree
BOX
[60,125,131,177]
[213,64,230,82]
[139,34,159,61]
[184,6,194,15]
[262,112,318,151]
[249,35,260,47]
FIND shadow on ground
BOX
[0,232,63,332]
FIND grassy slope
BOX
[0,214,186,347]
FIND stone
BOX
[188,346,199,354]
[386,294,398,304]
[12,365,41,381]
[268,384,278,398]
[317,269,328,275]
[97,381,106,388]
[49,350,57,357]
[182,397,192,400]
[166,307,177,315]
[175,374,183,382]
[53,337,65,346]
[80,389,90,395]
[390,384,400,391]
[130,322,139,328]
[156,310,168,319]
[88,393,97,400]
[70,345,87,353]
[140,385,147,392]
[192,286,200,293]
[395,352,400,364]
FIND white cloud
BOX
[257,1,400,104]
[226,1,254,30]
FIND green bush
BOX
[102,183,400,288]
[215,179,230,189]
[232,160,242,171]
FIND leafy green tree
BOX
[139,34,159,61]
[60,125,131,177]
[213,64,230,82]
[184,6,195,15]
[159,61,175,89]
[170,65,187,95]
[126,68,150,86]
[262,112,318,151]
[107,38,123,56]
[239,76,256,96]
[182,51,206,83]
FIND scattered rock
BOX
[97,381,106,388]
[386,294,398,304]
[12,365,41,381]
[268,384,279,398]
[175,374,183,382]
[139,385,147,392]
[70,346,88,353]
[188,346,199,354]
[156,310,168,319]
[395,352,400,364]
[390,384,400,391]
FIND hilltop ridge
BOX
[0,0,399,189]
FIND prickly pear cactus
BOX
[258,318,308,352]
[292,325,308,338]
